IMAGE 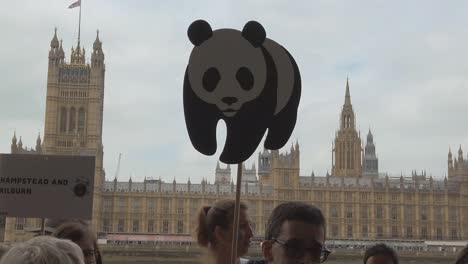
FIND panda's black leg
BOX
[220,122,267,164]
[183,71,219,156]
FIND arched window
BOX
[340,142,345,169]
[60,107,67,132]
[346,142,351,169]
[283,174,290,186]
[69,107,76,132]
[78,108,86,132]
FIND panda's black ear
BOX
[242,21,266,48]
[188,20,213,46]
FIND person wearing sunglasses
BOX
[246,201,329,264]
[363,243,399,264]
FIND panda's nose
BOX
[222,97,238,106]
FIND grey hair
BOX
[0,236,84,264]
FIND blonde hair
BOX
[0,236,84,264]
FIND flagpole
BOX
[78,0,81,45]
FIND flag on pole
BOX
[68,0,81,9]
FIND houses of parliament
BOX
[2,29,468,244]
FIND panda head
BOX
[187,20,269,117]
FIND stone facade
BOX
[3,28,105,242]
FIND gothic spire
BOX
[12,130,17,144]
[459,145,464,161]
[367,128,373,143]
[36,132,41,143]
[50,28,59,49]
[344,77,351,106]
[93,30,102,51]
[36,132,42,153]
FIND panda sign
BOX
[183,20,301,164]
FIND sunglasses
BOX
[271,237,331,263]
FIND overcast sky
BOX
[1,0,467,183]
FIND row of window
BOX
[59,107,86,133]
[342,114,353,129]
[296,191,447,203]
[330,224,459,240]
[328,204,456,220]
[59,67,90,83]
[60,90,88,98]
[103,198,458,221]
[102,219,185,234]
[334,141,357,171]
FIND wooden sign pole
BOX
[41,218,46,235]
[230,163,243,264]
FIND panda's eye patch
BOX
[236,67,254,91]
[202,67,221,92]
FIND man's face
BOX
[263,220,325,264]
[366,255,394,264]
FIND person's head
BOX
[0,236,84,264]
[52,222,102,264]
[363,243,399,264]
[196,199,253,259]
[262,202,328,264]
[455,245,468,264]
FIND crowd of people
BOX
[0,201,467,264]
[0,220,101,264]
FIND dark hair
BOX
[455,244,468,264]
[265,202,325,240]
[52,221,103,264]
[196,199,247,247]
[364,243,399,264]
